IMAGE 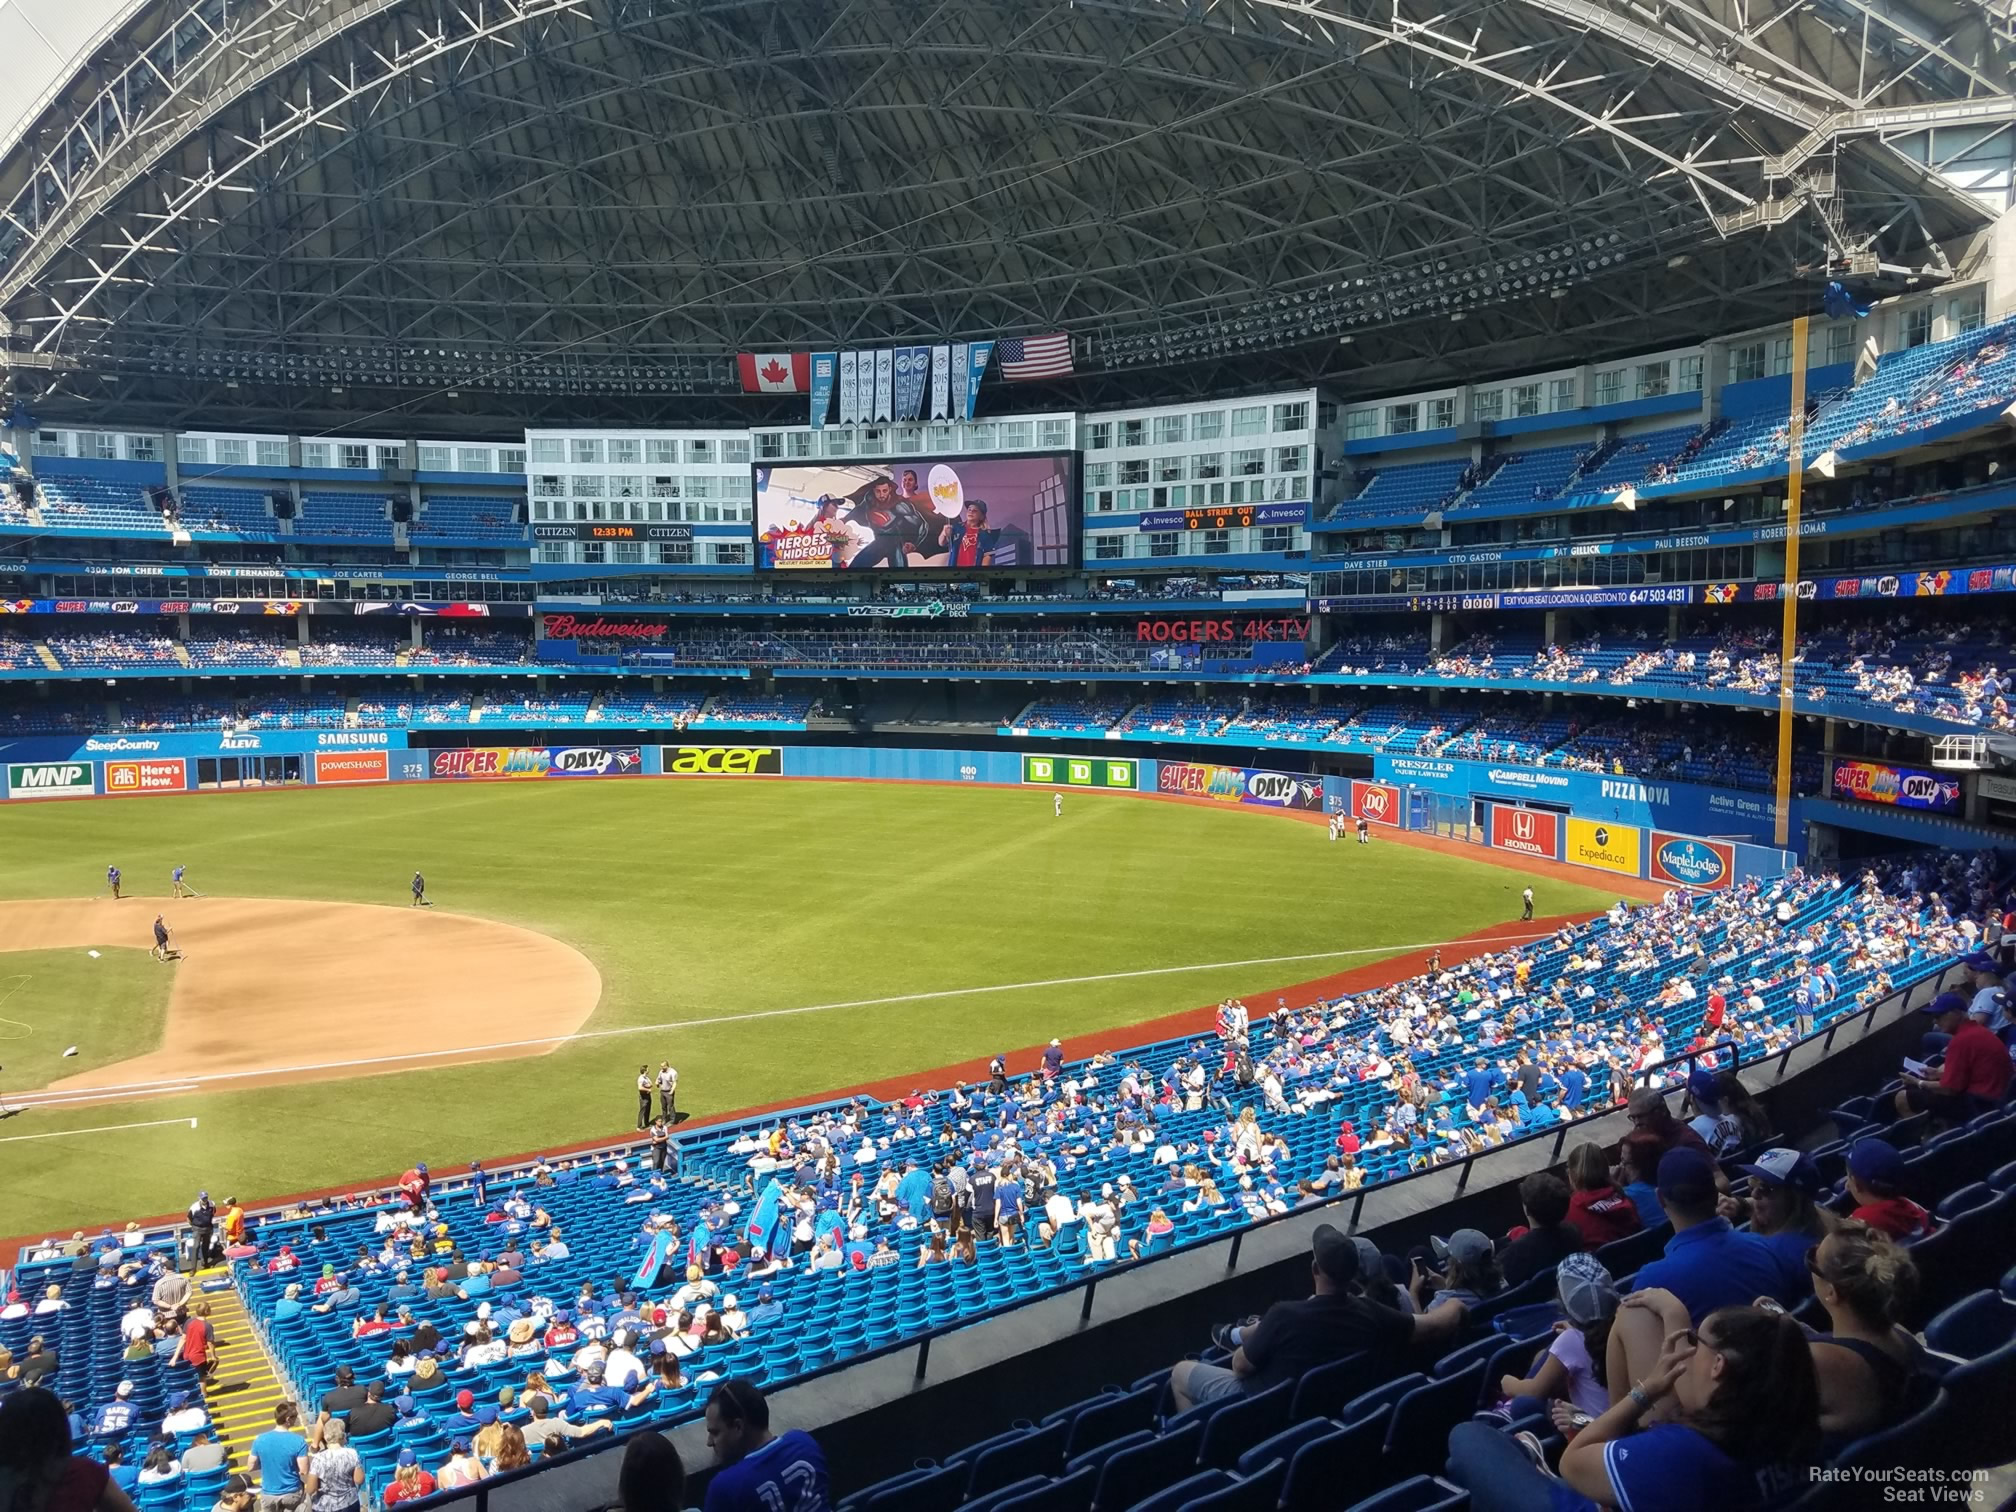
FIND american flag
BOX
[997,332,1074,381]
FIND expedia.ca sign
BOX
[662,745,782,777]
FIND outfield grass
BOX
[0,781,1620,1234]
[0,947,170,1089]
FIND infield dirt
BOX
[0,897,601,1096]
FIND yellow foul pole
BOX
[1773,313,1810,848]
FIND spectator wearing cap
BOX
[1168,1223,1467,1410]
[746,1286,784,1327]
[1498,1172,1586,1287]
[1962,951,2008,1031]
[472,1404,508,1463]
[1497,1252,1619,1419]
[1723,1148,1834,1300]
[345,1382,393,1440]
[518,1395,613,1453]
[439,1389,481,1437]
[1411,1229,1502,1310]
[1894,988,2011,1123]
[1628,1148,1791,1323]
[1682,1069,1746,1156]
[1801,1222,1942,1448]
[213,1472,255,1512]
[381,1451,436,1507]
[93,1379,138,1435]
[1844,1140,1934,1240]
[565,1361,629,1419]
[163,1390,210,1434]
[434,1439,484,1491]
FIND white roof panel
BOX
[0,0,147,155]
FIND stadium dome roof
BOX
[1,0,2012,433]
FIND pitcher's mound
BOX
[0,898,600,1096]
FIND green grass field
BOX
[0,781,1618,1236]
[0,948,171,1088]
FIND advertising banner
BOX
[546,746,645,777]
[541,614,672,642]
[6,761,93,798]
[1352,780,1402,826]
[1649,831,1735,890]
[754,453,1075,570]
[1828,759,1961,814]
[1489,805,1560,860]
[431,747,554,780]
[1154,761,1321,809]
[1131,614,1308,646]
[662,745,783,777]
[1023,754,1137,789]
[528,523,691,545]
[315,751,391,785]
[103,758,188,795]
[1564,818,1643,877]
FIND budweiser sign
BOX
[542,614,670,641]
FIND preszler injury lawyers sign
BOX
[6,761,94,798]
[1021,754,1136,789]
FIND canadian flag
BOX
[736,352,812,393]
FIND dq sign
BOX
[1351,780,1401,826]
[1489,805,1560,860]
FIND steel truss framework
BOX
[0,0,2011,433]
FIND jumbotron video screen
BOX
[753,453,1076,571]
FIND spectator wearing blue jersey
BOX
[702,1379,830,1512]
[250,1402,309,1512]
[1628,1149,1792,1325]
[1462,1057,1498,1114]
[93,1380,137,1435]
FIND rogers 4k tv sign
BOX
[1650,832,1734,891]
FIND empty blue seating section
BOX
[296,491,393,542]
[178,486,276,536]
[1562,424,1700,494]
[1451,444,1589,514]
[1328,459,1470,522]
[414,495,526,543]
[35,464,166,532]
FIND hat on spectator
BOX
[1655,1147,1718,1203]
[1430,1229,1492,1268]
[1962,951,2000,972]
[1556,1253,1619,1327]
[1737,1147,1823,1195]
[648,1339,666,1356]
[1348,1236,1386,1282]
[1846,1138,1907,1189]
[454,1389,474,1411]
[114,1381,133,1398]
[451,1438,471,1455]
[1310,1223,1359,1287]
[224,1476,250,1496]
[396,1451,417,1468]
[166,1392,190,1411]
[1686,1068,1721,1106]
[394,1396,416,1416]
[474,1406,498,1426]
[507,1318,535,1346]
[497,1387,515,1407]
[1924,990,1970,1017]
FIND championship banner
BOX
[839,351,861,426]
[1157,760,1321,810]
[1351,780,1401,826]
[662,745,783,776]
[1649,831,1734,890]
[103,758,187,795]
[1022,753,1136,789]
[894,346,928,421]
[1828,759,1961,814]
[809,353,837,431]
[430,746,643,781]
[930,345,951,419]
[1489,805,1560,860]
[950,342,970,425]
[314,751,391,786]
[873,348,895,423]
[963,341,994,419]
[1565,818,1643,877]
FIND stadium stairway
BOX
[195,1271,294,1467]
[33,641,60,672]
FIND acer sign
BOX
[542,614,671,641]
[1489,805,1560,860]
[1351,781,1401,826]
[662,745,783,777]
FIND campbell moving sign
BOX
[542,614,670,641]
[6,761,93,798]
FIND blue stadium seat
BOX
[1126,1470,1231,1512]
[1195,1380,1291,1469]
[1279,1410,1393,1512]
[1287,1351,1382,1422]
[1174,1462,1284,1512]
[1923,1290,2016,1358]
[1090,1420,1202,1511]
[1344,1477,1470,1512]
[1383,1364,1486,1480]
[1063,1386,1161,1461]
[859,1461,967,1512]
[991,1464,1098,1512]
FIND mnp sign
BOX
[1565,818,1643,877]
[1024,754,1135,789]
[7,761,92,798]
[1489,805,1560,860]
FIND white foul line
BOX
[1,928,1556,1105]
[0,1116,198,1144]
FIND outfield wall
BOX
[0,729,1805,883]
